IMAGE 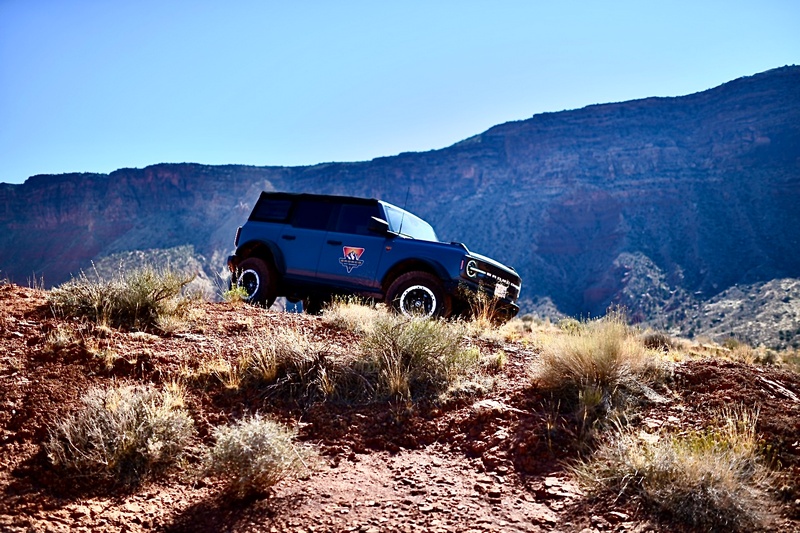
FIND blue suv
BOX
[227,192,521,319]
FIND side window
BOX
[249,198,292,222]
[291,201,334,230]
[334,203,380,235]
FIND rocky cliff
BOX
[1,66,798,345]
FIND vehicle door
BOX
[316,202,387,290]
[279,199,335,281]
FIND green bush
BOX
[46,384,195,484]
[49,266,194,330]
[205,414,314,496]
[573,408,773,530]
[222,284,249,304]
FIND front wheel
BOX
[235,258,277,308]
[386,272,451,319]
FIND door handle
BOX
[327,240,343,245]
[281,235,296,241]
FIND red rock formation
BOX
[1,67,798,331]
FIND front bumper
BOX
[445,279,520,318]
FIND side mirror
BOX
[369,216,390,235]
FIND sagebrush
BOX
[205,413,314,496]
[49,266,195,330]
[46,384,195,484]
[573,408,773,530]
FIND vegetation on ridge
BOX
[3,268,797,529]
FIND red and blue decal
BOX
[339,246,365,273]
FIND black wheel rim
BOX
[399,284,436,317]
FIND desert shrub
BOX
[321,296,383,334]
[533,312,667,397]
[722,337,742,350]
[243,328,310,384]
[463,289,502,325]
[49,266,194,330]
[46,383,195,484]
[234,328,364,401]
[558,317,582,334]
[642,330,678,352]
[780,348,800,372]
[213,312,486,403]
[241,329,319,391]
[573,408,773,530]
[484,349,508,372]
[532,312,669,439]
[43,324,82,354]
[360,314,480,400]
[222,283,249,305]
[205,413,314,496]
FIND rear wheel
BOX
[386,272,451,319]
[235,258,277,308]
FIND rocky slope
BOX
[2,284,800,532]
[1,66,798,346]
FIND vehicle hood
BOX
[467,251,519,278]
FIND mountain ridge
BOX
[1,66,798,346]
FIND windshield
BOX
[381,203,439,242]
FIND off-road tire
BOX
[386,271,452,318]
[235,257,278,308]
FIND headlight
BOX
[466,259,479,278]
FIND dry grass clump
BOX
[779,348,800,372]
[241,328,311,384]
[573,408,774,531]
[204,413,315,497]
[532,312,670,440]
[217,328,363,402]
[191,302,491,403]
[239,328,340,399]
[43,323,82,354]
[360,314,481,400]
[321,296,384,334]
[533,312,668,396]
[641,330,679,352]
[465,314,529,345]
[46,383,195,484]
[49,266,195,330]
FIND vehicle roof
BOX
[258,191,379,206]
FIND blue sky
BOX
[1,1,798,184]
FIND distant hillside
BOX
[1,66,799,346]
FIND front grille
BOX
[464,259,521,302]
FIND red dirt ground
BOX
[1,283,798,532]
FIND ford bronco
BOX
[227,192,521,319]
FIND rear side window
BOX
[291,201,335,230]
[334,203,380,235]
[249,198,292,222]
